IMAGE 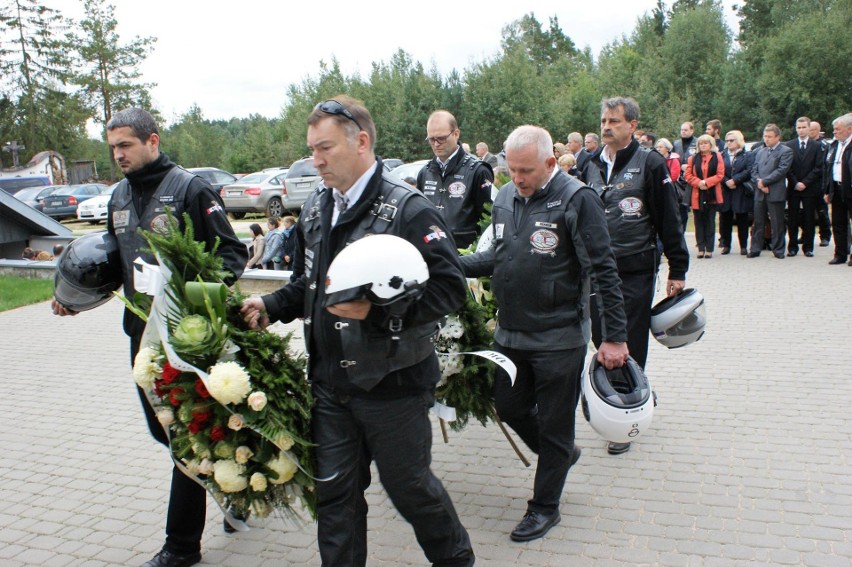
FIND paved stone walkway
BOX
[1,242,850,566]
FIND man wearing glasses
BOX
[241,96,474,567]
[417,110,494,248]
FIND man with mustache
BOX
[582,97,689,455]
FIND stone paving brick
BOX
[3,248,851,565]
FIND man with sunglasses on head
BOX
[417,110,494,248]
[241,96,474,567]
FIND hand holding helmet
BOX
[53,231,123,313]
[324,234,429,311]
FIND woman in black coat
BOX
[719,130,755,255]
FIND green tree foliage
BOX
[0,0,88,164]
[163,105,229,168]
[363,50,443,162]
[68,0,156,179]
[752,5,852,130]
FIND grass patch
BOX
[0,275,55,312]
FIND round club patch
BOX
[447,182,466,197]
[618,197,643,216]
[150,214,170,234]
[530,229,559,254]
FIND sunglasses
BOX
[315,100,363,131]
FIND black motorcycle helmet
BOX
[54,231,123,312]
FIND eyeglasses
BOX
[725,139,736,143]
[425,132,454,145]
[315,100,363,131]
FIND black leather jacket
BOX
[263,160,467,397]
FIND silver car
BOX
[221,169,289,218]
[282,158,321,211]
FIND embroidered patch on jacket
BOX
[627,168,641,173]
[535,221,557,229]
[423,225,448,243]
[530,229,559,256]
[495,224,505,240]
[619,197,643,217]
[206,201,224,215]
[623,172,634,180]
[546,199,562,209]
[447,182,466,198]
[150,214,170,233]
[159,195,175,203]
[112,210,130,228]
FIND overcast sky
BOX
[49,0,739,126]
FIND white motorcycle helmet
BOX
[650,288,706,349]
[324,234,429,307]
[582,356,655,443]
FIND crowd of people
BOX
[555,114,851,263]
[48,99,850,567]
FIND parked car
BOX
[282,158,321,211]
[221,169,289,218]
[382,158,404,171]
[42,183,110,220]
[77,183,119,224]
[13,185,62,212]
[388,160,428,185]
[0,176,51,196]
[186,167,238,192]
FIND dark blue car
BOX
[42,183,110,220]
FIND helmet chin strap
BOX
[386,281,425,334]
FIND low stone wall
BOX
[0,260,291,294]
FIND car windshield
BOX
[47,185,72,195]
[286,160,318,178]
[238,173,267,184]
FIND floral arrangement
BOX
[434,206,500,432]
[125,211,315,523]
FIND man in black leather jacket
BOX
[417,110,493,248]
[241,96,474,567]
[462,125,629,544]
[53,108,247,567]
[583,97,689,455]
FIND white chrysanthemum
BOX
[213,459,248,493]
[132,347,160,389]
[156,408,175,428]
[249,472,268,492]
[207,361,252,405]
[267,451,298,485]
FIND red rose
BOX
[161,363,180,384]
[210,425,227,442]
[195,379,211,399]
[153,378,165,398]
[192,407,212,423]
[169,387,185,407]
[188,421,203,434]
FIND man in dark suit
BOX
[825,113,852,265]
[475,142,498,168]
[785,116,825,256]
[749,124,794,259]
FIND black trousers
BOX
[718,210,751,250]
[816,198,832,241]
[787,194,818,253]
[493,345,586,514]
[312,383,473,567]
[829,192,852,260]
[692,205,717,252]
[591,269,656,369]
[130,335,206,555]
